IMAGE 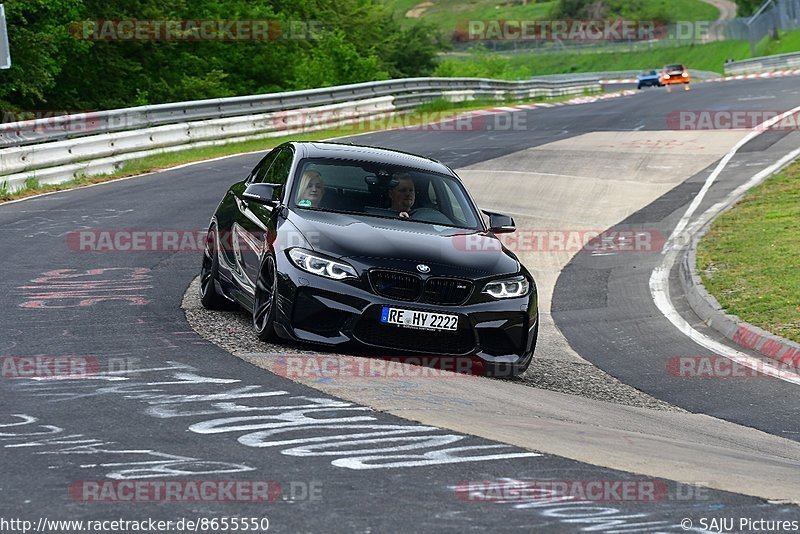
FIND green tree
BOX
[0,0,87,110]
[293,30,388,89]
[734,0,765,16]
[2,0,444,111]
[378,21,446,78]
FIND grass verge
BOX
[391,0,718,29]
[759,28,800,57]
[696,162,800,343]
[434,28,800,78]
[436,41,746,78]
[0,92,601,203]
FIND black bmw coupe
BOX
[199,141,538,376]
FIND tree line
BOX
[0,0,443,113]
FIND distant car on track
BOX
[637,70,662,89]
[661,64,690,88]
[199,141,539,376]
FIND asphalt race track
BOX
[1,78,799,532]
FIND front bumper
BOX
[272,255,538,369]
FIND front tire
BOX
[200,225,236,310]
[253,254,278,342]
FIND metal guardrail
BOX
[596,69,722,81]
[725,50,800,74]
[0,74,600,192]
[0,75,597,149]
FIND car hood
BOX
[286,210,520,278]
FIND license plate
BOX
[380,306,458,332]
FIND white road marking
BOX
[650,103,800,385]
[15,364,541,470]
[662,105,800,252]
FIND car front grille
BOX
[369,270,422,301]
[369,270,473,305]
[423,277,473,305]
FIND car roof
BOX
[291,141,453,175]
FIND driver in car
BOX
[296,170,326,208]
[388,173,415,218]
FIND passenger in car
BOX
[388,173,415,218]
[296,170,326,207]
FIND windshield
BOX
[291,158,483,230]
[665,64,685,71]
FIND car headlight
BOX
[288,248,357,280]
[682,72,688,77]
[482,275,529,299]
[664,74,670,79]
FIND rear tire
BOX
[199,225,236,310]
[253,254,278,342]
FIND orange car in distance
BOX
[661,64,690,90]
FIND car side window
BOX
[250,150,279,183]
[264,147,294,186]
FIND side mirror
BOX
[483,210,515,234]
[243,183,281,207]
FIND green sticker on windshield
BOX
[298,199,312,207]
